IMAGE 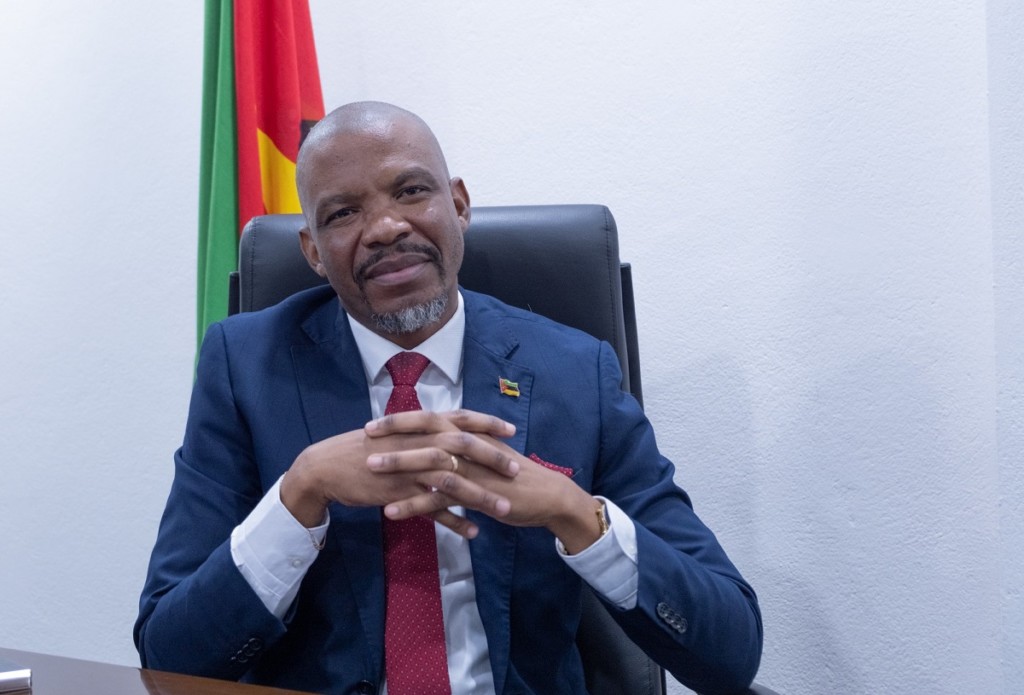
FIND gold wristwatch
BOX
[595,499,610,537]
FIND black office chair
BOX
[229,205,777,695]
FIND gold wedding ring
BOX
[450,455,459,474]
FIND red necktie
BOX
[382,352,451,695]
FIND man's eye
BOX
[398,185,428,198]
[323,207,356,224]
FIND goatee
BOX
[370,291,449,335]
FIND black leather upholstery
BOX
[230,205,778,695]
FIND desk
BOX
[0,648,312,695]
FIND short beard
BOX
[370,291,449,336]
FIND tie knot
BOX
[385,351,430,387]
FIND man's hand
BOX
[281,410,520,538]
[366,410,606,553]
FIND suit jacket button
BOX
[656,602,688,632]
[355,681,376,694]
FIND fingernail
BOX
[466,525,479,539]
[384,504,399,517]
[495,499,511,516]
[365,419,379,432]
[367,455,383,470]
[505,422,516,435]
[507,460,520,475]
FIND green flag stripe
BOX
[197,0,239,353]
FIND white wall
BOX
[0,0,202,668]
[989,0,1024,690]
[0,2,1019,693]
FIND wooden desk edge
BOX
[0,648,312,695]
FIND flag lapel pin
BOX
[498,377,520,397]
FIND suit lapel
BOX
[461,291,533,694]
[292,303,371,444]
[292,300,385,679]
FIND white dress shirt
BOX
[230,292,640,694]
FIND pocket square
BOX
[528,453,574,478]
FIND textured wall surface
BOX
[989,0,1024,690]
[0,2,1019,693]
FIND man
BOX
[136,102,762,694]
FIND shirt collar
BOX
[346,291,465,386]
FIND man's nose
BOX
[363,206,411,247]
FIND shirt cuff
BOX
[230,475,329,619]
[556,497,639,609]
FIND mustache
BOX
[355,242,444,283]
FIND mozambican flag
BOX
[197,0,324,349]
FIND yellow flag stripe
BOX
[256,127,302,214]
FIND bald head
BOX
[297,102,451,219]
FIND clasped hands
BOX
[280,409,603,553]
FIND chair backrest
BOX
[232,204,643,406]
[231,204,662,695]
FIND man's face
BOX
[298,119,470,346]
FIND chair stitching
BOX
[601,206,623,359]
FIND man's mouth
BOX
[357,244,443,288]
[364,255,430,285]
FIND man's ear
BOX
[298,227,327,277]
[450,177,471,232]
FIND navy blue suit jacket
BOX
[135,286,762,694]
